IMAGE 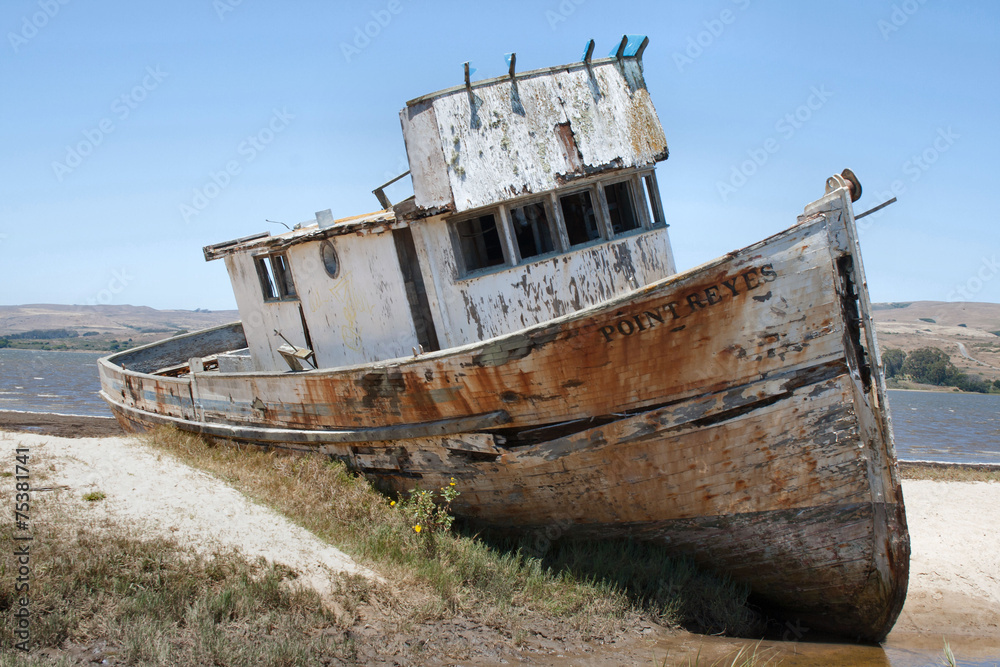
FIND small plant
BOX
[83,491,106,502]
[943,639,957,667]
[396,478,459,553]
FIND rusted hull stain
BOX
[99,209,908,642]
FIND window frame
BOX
[449,210,512,278]
[449,167,667,280]
[558,185,607,249]
[601,176,644,238]
[639,170,667,229]
[254,252,298,303]
[506,197,560,264]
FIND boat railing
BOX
[99,321,247,376]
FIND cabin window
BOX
[320,240,340,278]
[560,189,602,246]
[605,180,640,235]
[255,253,297,301]
[640,172,666,226]
[455,213,506,273]
[510,201,555,261]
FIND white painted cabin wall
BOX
[402,59,667,214]
[288,233,420,368]
[223,232,420,372]
[410,217,676,349]
[225,254,307,372]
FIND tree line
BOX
[882,347,1000,393]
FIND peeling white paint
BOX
[411,215,676,348]
[402,58,667,214]
[225,232,420,372]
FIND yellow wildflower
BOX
[414,525,422,533]
[390,500,396,506]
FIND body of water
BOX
[0,348,108,417]
[1,349,998,464]
[888,389,1000,465]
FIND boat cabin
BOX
[203,35,677,373]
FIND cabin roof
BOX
[203,208,398,261]
[399,38,668,218]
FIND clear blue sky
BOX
[2,0,997,310]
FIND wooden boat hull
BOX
[99,187,909,641]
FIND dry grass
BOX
[657,640,780,667]
[899,461,1000,483]
[0,518,358,666]
[141,427,764,638]
[0,427,766,665]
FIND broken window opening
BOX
[641,172,666,227]
[456,213,506,274]
[271,254,296,298]
[255,253,297,302]
[560,189,602,247]
[510,201,555,261]
[604,180,640,235]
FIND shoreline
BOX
[0,408,114,419]
[888,385,999,395]
[0,410,122,438]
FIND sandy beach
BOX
[2,423,998,663]
[891,478,1000,638]
[0,429,378,600]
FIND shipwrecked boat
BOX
[99,36,909,641]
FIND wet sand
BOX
[0,410,123,438]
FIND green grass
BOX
[81,491,106,502]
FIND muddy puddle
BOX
[528,630,1000,666]
[644,632,1000,666]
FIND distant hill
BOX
[2,302,998,382]
[0,304,239,351]
[0,304,239,335]
[871,301,1000,382]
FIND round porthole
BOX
[320,240,340,278]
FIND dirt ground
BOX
[0,411,124,438]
